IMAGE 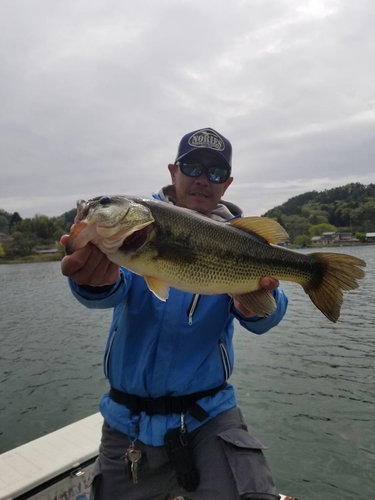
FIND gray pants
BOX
[91,407,280,500]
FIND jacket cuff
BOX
[80,283,117,294]
[69,274,124,302]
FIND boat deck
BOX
[0,413,103,499]
[0,413,295,499]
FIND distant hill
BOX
[263,183,375,243]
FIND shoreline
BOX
[0,253,64,265]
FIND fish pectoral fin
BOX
[143,276,170,301]
[228,217,289,244]
[232,289,276,317]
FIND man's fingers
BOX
[61,243,120,286]
[87,258,120,286]
[233,299,256,318]
[61,245,93,276]
[60,234,69,247]
[232,277,279,317]
[260,277,279,290]
[68,246,108,284]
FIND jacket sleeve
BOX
[68,268,132,309]
[230,286,288,335]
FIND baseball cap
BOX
[175,128,232,172]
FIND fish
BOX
[66,195,366,323]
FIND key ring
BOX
[127,412,140,443]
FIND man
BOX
[61,128,288,500]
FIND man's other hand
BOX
[60,234,120,286]
[233,277,279,318]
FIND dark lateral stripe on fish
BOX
[152,243,198,265]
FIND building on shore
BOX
[35,248,59,254]
[312,232,358,245]
[366,232,375,243]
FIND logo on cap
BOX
[188,129,225,151]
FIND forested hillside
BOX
[1,182,374,259]
[263,183,375,244]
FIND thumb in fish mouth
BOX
[60,234,69,248]
[65,221,92,255]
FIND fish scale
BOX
[141,206,308,293]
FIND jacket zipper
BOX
[219,341,232,380]
[104,326,118,379]
[188,294,201,325]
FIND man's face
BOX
[168,153,233,216]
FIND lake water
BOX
[0,246,374,500]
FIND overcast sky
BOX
[1,0,374,219]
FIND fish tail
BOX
[304,253,366,322]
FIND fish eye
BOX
[99,196,111,206]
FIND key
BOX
[124,446,134,480]
[131,458,139,484]
[127,447,142,484]
[124,454,132,480]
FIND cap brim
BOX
[176,149,231,171]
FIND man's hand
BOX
[233,277,279,317]
[60,234,120,286]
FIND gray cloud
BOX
[0,0,374,218]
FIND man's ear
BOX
[222,176,233,195]
[168,163,177,185]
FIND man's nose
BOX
[194,171,209,185]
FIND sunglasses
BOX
[176,161,230,184]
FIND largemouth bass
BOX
[66,195,366,323]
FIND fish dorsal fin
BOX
[231,289,276,317]
[144,276,170,301]
[229,217,289,244]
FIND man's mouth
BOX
[189,192,209,198]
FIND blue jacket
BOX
[69,193,288,446]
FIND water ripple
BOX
[0,249,374,500]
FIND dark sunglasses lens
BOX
[207,167,228,184]
[178,162,229,184]
[179,163,203,177]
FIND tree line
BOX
[1,182,374,259]
[0,208,76,258]
[263,183,375,246]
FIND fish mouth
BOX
[119,226,149,254]
[66,221,90,255]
